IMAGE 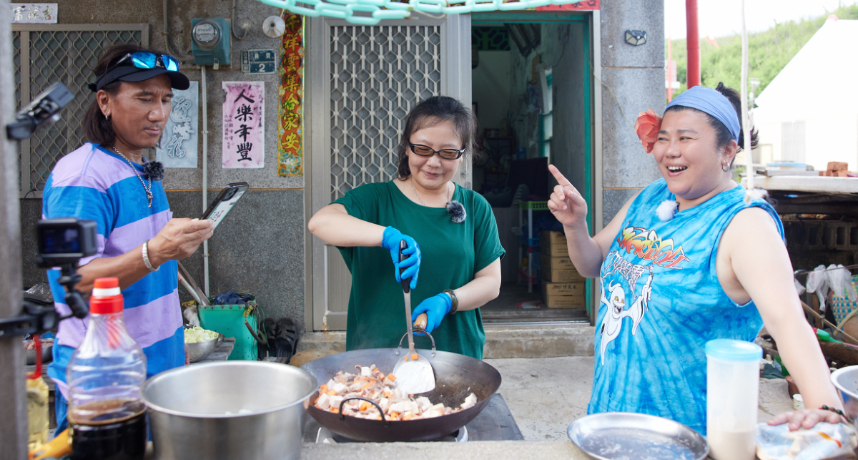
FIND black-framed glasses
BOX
[409,143,465,160]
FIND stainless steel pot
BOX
[831,365,858,430]
[141,361,317,460]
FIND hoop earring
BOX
[721,163,730,172]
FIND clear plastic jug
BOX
[67,278,147,460]
[705,339,762,460]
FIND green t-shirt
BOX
[332,180,505,360]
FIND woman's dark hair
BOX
[396,96,477,179]
[83,44,170,149]
[665,82,759,155]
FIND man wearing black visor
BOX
[42,44,213,435]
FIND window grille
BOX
[13,24,148,197]
[329,24,442,200]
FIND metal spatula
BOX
[392,240,436,394]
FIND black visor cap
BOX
[95,66,190,92]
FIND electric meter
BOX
[190,18,231,67]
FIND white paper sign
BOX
[10,4,57,23]
[156,81,199,168]
[222,81,265,169]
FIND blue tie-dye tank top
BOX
[587,179,783,435]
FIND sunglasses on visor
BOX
[110,52,180,73]
[89,52,180,91]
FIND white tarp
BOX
[755,19,858,124]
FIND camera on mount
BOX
[5,82,74,140]
[36,218,97,322]
[0,218,96,338]
[37,218,99,268]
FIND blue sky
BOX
[664,0,858,39]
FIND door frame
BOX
[470,11,602,322]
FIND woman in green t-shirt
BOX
[308,96,505,359]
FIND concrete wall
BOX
[599,0,664,225]
[19,0,307,329]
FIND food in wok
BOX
[314,364,477,421]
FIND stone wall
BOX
[599,0,665,225]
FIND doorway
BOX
[470,13,595,323]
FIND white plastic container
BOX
[705,339,762,460]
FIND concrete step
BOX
[296,324,596,359]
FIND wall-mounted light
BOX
[263,15,286,38]
[624,30,646,46]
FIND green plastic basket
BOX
[199,300,259,361]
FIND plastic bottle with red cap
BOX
[67,277,147,460]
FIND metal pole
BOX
[201,65,210,297]
[685,0,701,88]
[0,1,31,457]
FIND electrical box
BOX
[191,18,231,67]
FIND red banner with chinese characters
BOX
[536,0,599,11]
[278,13,304,177]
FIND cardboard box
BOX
[541,268,586,283]
[541,282,586,309]
[543,282,585,296]
[540,231,568,257]
[542,255,575,270]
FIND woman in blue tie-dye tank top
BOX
[548,83,844,435]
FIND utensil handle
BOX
[398,240,410,294]
[414,313,428,332]
[338,396,389,425]
[399,240,415,353]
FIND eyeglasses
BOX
[409,143,466,160]
[110,52,180,73]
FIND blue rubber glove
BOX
[411,292,452,334]
[380,226,421,289]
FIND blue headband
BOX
[665,86,740,142]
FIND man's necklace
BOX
[410,177,450,207]
[114,147,153,208]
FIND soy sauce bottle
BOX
[68,278,147,460]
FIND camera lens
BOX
[225,189,236,200]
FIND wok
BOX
[301,334,502,442]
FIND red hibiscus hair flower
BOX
[635,109,662,154]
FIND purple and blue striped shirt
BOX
[43,143,183,398]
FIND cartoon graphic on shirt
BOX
[599,258,654,365]
[616,226,689,269]
[597,226,691,365]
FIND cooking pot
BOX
[141,361,316,460]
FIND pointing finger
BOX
[549,164,573,187]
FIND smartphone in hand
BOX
[202,182,249,230]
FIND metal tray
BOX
[568,413,709,460]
